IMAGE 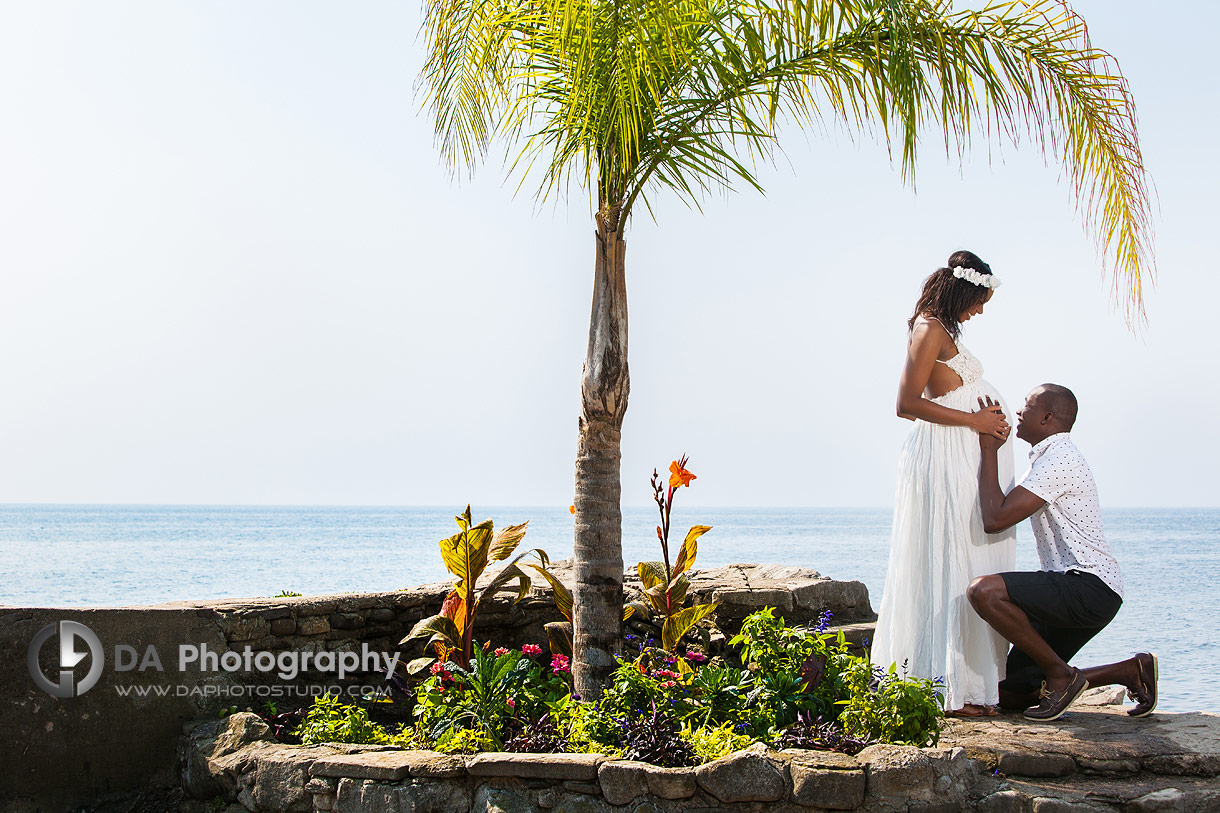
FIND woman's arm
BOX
[895,321,1008,438]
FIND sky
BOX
[0,0,1216,509]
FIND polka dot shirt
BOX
[1019,432,1124,598]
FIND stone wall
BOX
[1,564,872,812]
[184,709,1220,812]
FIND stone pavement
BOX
[939,703,1220,811]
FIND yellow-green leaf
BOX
[661,602,719,652]
[673,525,711,576]
[528,563,574,622]
[439,521,492,584]
[638,561,668,590]
[402,613,461,647]
[488,521,529,562]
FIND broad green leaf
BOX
[528,563,574,622]
[661,602,719,652]
[403,613,461,647]
[673,525,711,576]
[665,573,691,612]
[405,656,436,676]
[624,600,651,622]
[638,561,668,591]
[545,621,573,656]
[439,521,493,584]
[488,521,529,562]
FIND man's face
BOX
[1015,387,1047,443]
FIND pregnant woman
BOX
[871,250,1017,716]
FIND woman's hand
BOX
[973,396,1010,440]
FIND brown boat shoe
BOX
[1024,667,1089,722]
[1127,652,1158,718]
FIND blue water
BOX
[1,505,1216,713]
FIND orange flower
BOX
[669,460,696,488]
[569,505,576,515]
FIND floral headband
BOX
[952,266,1002,289]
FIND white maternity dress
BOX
[870,325,1017,710]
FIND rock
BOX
[789,762,866,809]
[334,777,471,813]
[1077,686,1128,706]
[977,790,1031,813]
[598,760,649,806]
[780,750,862,770]
[270,618,296,636]
[1030,798,1105,812]
[552,794,613,813]
[1143,753,1220,777]
[1077,757,1141,774]
[694,743,787,803]
[247,748,316,813]
[182,713,273,799]
[467,752,604,781]
[310,751,418,781]
[408,752,468,779]
[1124,788,1186,812]
[643,765,698,800]
[472,785,537,813]
[859,744,934,807]
[223,614,271,643]
[330,612,365,630]
[997,750,1077,778]
[296,616,330,636]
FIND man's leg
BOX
[967,574,1074,695]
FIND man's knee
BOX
[967,574,1006,611]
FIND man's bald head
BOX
[1035,384,1078,431]
[1015,384,1079,444]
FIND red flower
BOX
[521,644,542,656]
[494,647,510,657]
[551,654,571,674]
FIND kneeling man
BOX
[968,384,1157,721]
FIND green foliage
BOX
[402,506,545,670]
[293,695,393,745]
[421,0,1153,318]
[730,607,854,731]
[682,723,755,763]
[837,660,945,748]
[414,645,573,751]
[272,590,302,597]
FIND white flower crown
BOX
[952,266,1002,289]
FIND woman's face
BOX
[958,288,994,323]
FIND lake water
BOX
[1,505,1215,713]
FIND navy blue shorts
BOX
[996,569,1123,696]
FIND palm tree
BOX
[418,0,1152,698]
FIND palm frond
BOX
[420,0,1154,317]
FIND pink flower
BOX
[521,644,542,656]
[660,680,677,689]
[429,662,446,676]
[506,697,516,708]
[653,669,681,680]
[551,654,571,674]
[686,651,707,663]
[495,647,510,657]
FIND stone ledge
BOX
[184,707,1220,813]
[466,752,604,780]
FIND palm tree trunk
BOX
[572,212,629,701]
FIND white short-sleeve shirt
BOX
[1018,432,1124,598]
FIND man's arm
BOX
[978,433,1045,533]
